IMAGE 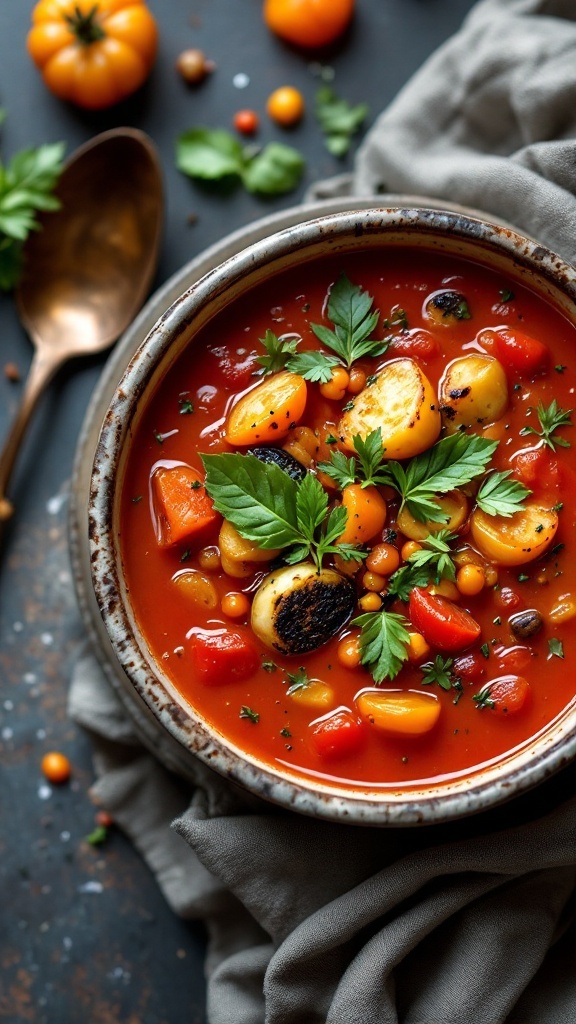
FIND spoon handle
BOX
[0,348,62,522]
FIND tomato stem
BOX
[65,4,105,45]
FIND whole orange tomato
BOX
[27,0,158,110]
[263,0,355,49]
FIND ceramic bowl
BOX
[88,207,576,825]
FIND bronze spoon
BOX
[0,127,164,522]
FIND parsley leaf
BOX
[310,274,385,369]
[255,330,339,382]
[476,470,531,517]
[201,451,364,570]
[315,86,368,157]
[176,129,304,196]
[406,530,458,583]
[255,329,300,375]
[0,139,65,291]
[379,433,498,523]
[286,349,340,383]
[386,561,431,602]
[240,705,260,723]
[353,609,411,683]
[519,400,573,451]
[285,667,311,694]
[547,637,564,659]
[421,655,455,692]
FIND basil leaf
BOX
[201,452,301,549]
[315,86,369,157]
[176,128,244,180]
[241,142,305,196]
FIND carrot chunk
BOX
[151,464,221,547]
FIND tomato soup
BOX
[119,247,576,790]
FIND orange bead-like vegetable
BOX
[27,0,158,109]
[263,0,354,49]
[41,751,71,784]
[266,86,305,127]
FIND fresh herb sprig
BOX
[201,451,365,571]
[352,609,411,683]
[255,329,340,382]
[475,470,531,517]
[0,133,65,291]
[310,274,386,370]
[383,532,458,602]
[314,86,369,157]
[519,400,573,451]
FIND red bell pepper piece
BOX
[309,706,366,759]
[189,627,259,685]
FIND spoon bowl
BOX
[0,127,163,522]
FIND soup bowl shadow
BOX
[88,206,576,826]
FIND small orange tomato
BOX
[41,751,71,784]
[266,86,305,127]
[233,109,260,135]
[27,0,158,110]
[263,0,355,50]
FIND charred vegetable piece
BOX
[439,354,508,434]
[337,357,441,460]
[225,370,307,445]
[247,445,307,481]
[425,290,471,324]
[251,563,355,654]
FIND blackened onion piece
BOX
[247,445,307,481]
[251,563,355,655]
[425,290,471,324]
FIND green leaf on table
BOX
[242,142,305,196]
[176,129,305,196]
[315,86,369,157]
[0,140,65,291]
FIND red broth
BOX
[119,248,576,790]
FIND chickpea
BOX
[362,570,387,592]
[337,633,361,669]
[358,592,383,612]
[366,542,400,577]
[320,366,350,401]
[221,592,251,619]
[456,563,485,597]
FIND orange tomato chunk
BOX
[225,371,307,445]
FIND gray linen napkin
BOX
[69,1,576,1021]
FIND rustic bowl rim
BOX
[88,205,576,826]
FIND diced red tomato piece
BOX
[494,645,532,674]
[388,329,441,361]
[493,587,523,612]
[151,464,221,547]
[452,651,486,684]
[208,345,258,390]
[188,627,259,685]
[409,588,481,653]
[510,446,561,499]
[474,674,531,715]
[309,707,366,759]
[493,328,549,377]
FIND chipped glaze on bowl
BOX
[88,207,576,826]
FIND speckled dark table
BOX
[0,2,478,1020]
